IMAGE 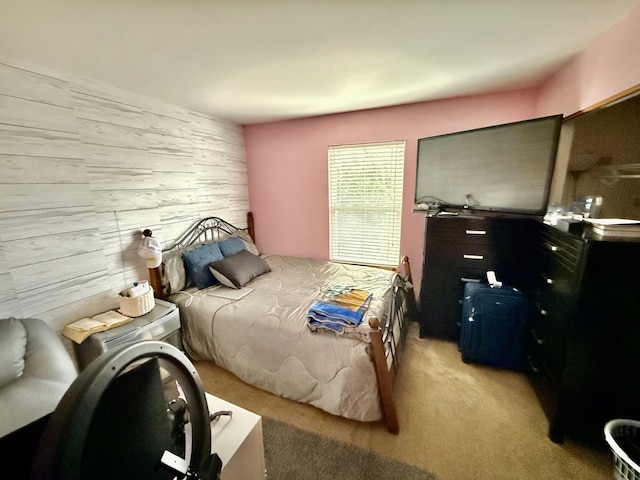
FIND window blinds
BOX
[328,141,405,267]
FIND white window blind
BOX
[328,141,405,267]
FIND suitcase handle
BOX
[460,277,481,283]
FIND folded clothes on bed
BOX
[308,286,373,334]
[322,285,372,310]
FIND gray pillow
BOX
[208,250,271,289]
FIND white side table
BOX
[206,393,266,480]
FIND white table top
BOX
[205,393,262,465]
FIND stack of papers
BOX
[583,218,640,237]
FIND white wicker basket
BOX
[118,287,155,317]
[605,419,640,480]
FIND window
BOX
[328,141,405,267]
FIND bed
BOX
[148,213,415,433]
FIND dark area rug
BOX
[262,417,436,480]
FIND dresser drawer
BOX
[525,348,561,423]
[426,217,516,245]
[530,314,568,382]
[420,265,488,338]
[537,225,584,273]
[535,269,576,306]
[425,243,498,269]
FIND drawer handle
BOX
[527,355,540,373]
[463,254,484,260]
[541,273,554,285]
[531,330,544,345]
[460,277,481,283]
[545,242,561,252]
[465,230,487,235]
[536,304,548,316]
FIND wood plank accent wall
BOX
[0,53,249,332]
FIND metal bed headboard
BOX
[162,216,251,253]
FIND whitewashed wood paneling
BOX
[77,119,148,149]
[3,230,104,269]
[0,61,72,108]
[82,144,152,168]
[149,153,195,173]
[72,91,145,129]
[91,189,159,213]
[40,292,118,333]
[0,208,98,243]
[0,250,18,305]
[0,96,77,133]
[0,184,94,212]
[0,156,87,184]
[17,270,113,319]
[144,111,191,138]
[193,148,226,167]
[147,131,193,157]
[70,76,191,122]
[0,55,249,333]
[87,166,154,191]
[153,171,196,190]
[11,251,109,292]
[157,189,198,207]
[0,124,82,158]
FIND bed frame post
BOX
[368,317,399,434]
[399,255,413,284]
[247,211,255,242]
[398,256,418,322]
[148,267,164,300]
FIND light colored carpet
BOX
[263,417,435,480]
[194,322,615,480]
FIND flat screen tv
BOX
[415,114,562,216]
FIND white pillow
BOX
[162,251,187,293]
[234,231,260,256]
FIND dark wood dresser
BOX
[419,214,640,442]
[418,215,535,338]
[526,222,640,442]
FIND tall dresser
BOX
[525,223,640,442]
[419,214,640,442]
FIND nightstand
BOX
[74,299,182,370]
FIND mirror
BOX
[554,91,640,220]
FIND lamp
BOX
[138,229,162,268]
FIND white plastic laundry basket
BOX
[605,419,640,480]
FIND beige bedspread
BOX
[170,254,396,422]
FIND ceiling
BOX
[1,1,640,125]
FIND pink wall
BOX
[245,89,538,288]
[244,4,640,296]
[536,5,640,117]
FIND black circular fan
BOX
[30,341,219,480]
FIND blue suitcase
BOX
[459,281,528,369]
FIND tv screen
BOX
[415,114,562,215]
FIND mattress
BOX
[170,254,396,422]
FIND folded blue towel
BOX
[307,300,370,334]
